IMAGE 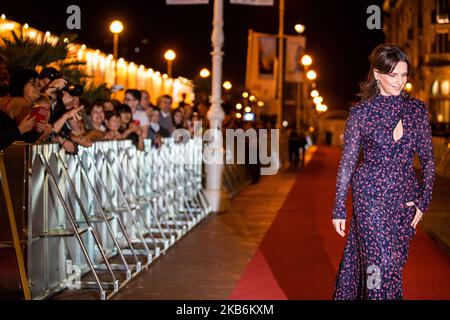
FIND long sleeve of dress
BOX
[331,104,363,219]
[413,104,435,214]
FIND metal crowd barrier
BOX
[0,137,211,300]
[222,164,252,198]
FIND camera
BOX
[55,83,84,97]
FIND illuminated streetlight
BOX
[164,49,176,78]
[311,90,319,98]
[223,81,232,90]
[301,54,312,66]
[282,120,289,128]
[109,20,123,59]
[242,92,249,98]
[249,95,256,102]
[200,68,210,78]
[245,106,251,113]
[306,70,317,80]
[313,96,323,105]
[236,103,242,110]
[1,14,6,20]
[236,113,242,119]
[294,24,305,34]
[257,101,264,107]
[316,104,328,112]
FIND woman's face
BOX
[90,105,105,126]
[374,61,408,96]
[23,78,40,102]
[106,115,121,132]
[174,111,183,125]
[62,91,74,108]
[120,111,132,125]
[141,91,150,107]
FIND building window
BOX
[433,0,450,23]
[432,31,450,53]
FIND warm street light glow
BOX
[236,113,242,119]
[294,24,305,34]
[405,82,413,92]
[301,54,312,66]
[307,70,317,80]
[257,101,264,107]
[242,92,249,98]
[1,14,6,20]
[249,95,256,101]
[282,121,289,128]
[316,104,328,112]
[245,106,251,113]
[24,23,29,29]
[200,68,210,78]
[236,103,242,110]
[223,81,232,90]
[164,49,176,61]
[311,90,319,98]
[313,96,323,105]
[110,20,124,34]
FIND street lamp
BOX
[164,49,176,78]
[200,68,211,78]
[306,70,317,80]
[223,81,232,90]
[301,54,312,67]
[110,20,123,60]
[310,89,319,98]
[313,96,323,105]
[294,24,305,34]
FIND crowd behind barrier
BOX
[0,137,211,300]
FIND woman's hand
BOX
[332,219,346,237]
[18,115,36,135]
[406,201,423,229]
[64,105,84,122]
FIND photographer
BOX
[42,70,88,152]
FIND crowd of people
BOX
[0,58,207,153]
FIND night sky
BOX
[1,0,385,110]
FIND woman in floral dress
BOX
[331,44,435,300]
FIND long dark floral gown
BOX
[331,91,435,300]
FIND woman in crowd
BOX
[172,108,185,130]
[0,68,44,143]
[117,103,145,150]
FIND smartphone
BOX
[30,105,49,123]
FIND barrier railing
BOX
[0,137,211,300]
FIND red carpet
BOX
[229,146,450,300]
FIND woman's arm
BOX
[413,104,435,214]
[331,104,363,220]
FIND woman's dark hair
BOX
[172,108,184,128]
[105,110,120,120]
[116,103,132,115]
[125,89,141,101]
[358,44,411,101]
[8,68,38,97]
[86,100,103,115]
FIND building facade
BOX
[383,0,450,136]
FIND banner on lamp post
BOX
[166,0,209,4]
[230,0,274,5]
